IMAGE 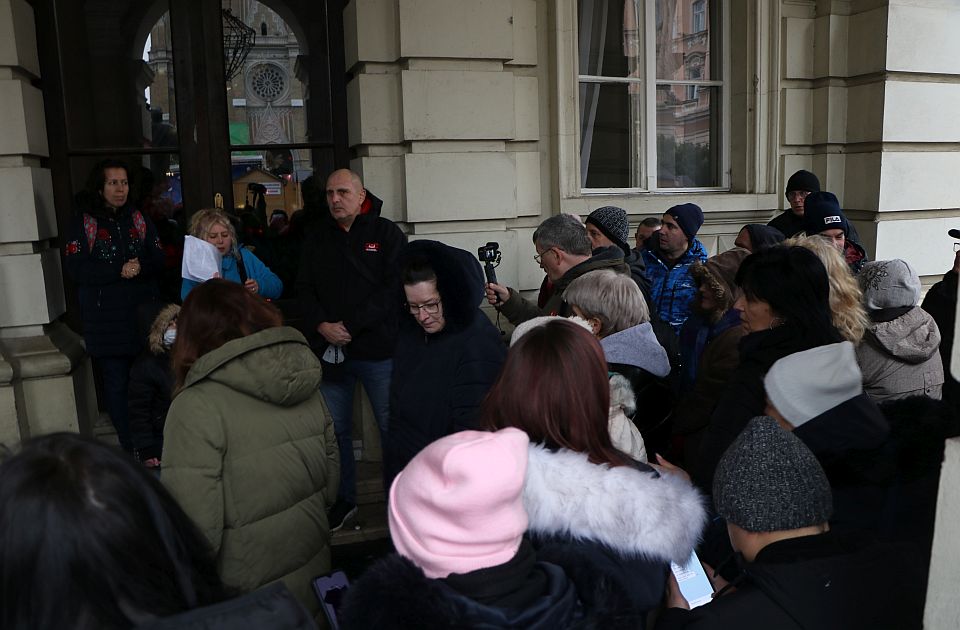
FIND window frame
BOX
[574,0,731,195]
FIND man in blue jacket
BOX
[641,203,708,333]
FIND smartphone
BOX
[670,551,715,608]
[312,570,350,630]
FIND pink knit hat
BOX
[388,428,530,579]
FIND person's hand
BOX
[485,282,510,306]
[244,278,259,294]
[318,321,352,345]
[143,457,161,468]
[121,258,140,279]
[665,572,690,610]
[651,454,692,484]
[701,562,732,596]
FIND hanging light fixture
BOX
[222,8,256,82]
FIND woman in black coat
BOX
[127,304,178,467]
[384,240,507,486]
[64,159,164,451]
[693,246,844,490]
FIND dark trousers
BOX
[95,356,135,451]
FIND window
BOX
[577,0,723,190]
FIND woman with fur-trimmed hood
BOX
[385,240,507,487]
[483,320,706,625]
[127,303,178,466]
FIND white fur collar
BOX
[523,443,707,565]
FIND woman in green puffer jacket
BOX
[162,279,339,617]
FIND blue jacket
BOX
[641,239,708,333]
[181,248,283,301]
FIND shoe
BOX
[328,500,358,532]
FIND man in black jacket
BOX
[659,417,924,630]
[296,168,406,530]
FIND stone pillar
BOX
[343,0,540,293]
[0,0,97,445]
[926,437,960,628]
[780,0,960,281]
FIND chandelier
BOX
[222,8,256,82]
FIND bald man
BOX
[297,169,406,530]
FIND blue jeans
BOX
[95,356,135,451]
[320,358,391,504]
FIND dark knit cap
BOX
[665,203,704,239]
[785,170,821,196]
[713,416,833,532]
[803,191,848,236]
[586,206,630,255]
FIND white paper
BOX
[181,235,222,282]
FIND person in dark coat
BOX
[673,247,750,470]
[694,246,844,490]
[128,303,178,467]
[803,191,869,273]
[341,429,586,629]
[385,240,507,487]
[733,224,784,252]
[767,169,820,238]
[921,236,960,411]
[659,417,926,630]
[64,159,165,452]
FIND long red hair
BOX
[480,319,631,467]
[171,279,283,390]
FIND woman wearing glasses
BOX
[384,240,507,488]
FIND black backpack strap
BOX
[235,250,248,283]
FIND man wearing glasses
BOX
[768,170,821,238]
[485,214,630,324]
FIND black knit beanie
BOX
[785,170,821,196]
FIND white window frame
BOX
[573,0,731,195]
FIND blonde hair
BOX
[564,269,650,337]
[188,208,240,259]
[785,235,868,344]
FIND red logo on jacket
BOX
[364,242,380,253]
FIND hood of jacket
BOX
[600,323,670,378]
[523,444,706,565]
[865,306,941,364]
[691,247,750,315]
[179,327,323,406]
[147,304,180,355]
[320,188,384,229]
[397,239,486,335]
[623,247,647,278]
[339,552,580,630]
[743,224,785,252]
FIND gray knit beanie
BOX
[713,416,833,532]
[858,259,921,311]
[586,206,630,255]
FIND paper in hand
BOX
[182,235,222,282]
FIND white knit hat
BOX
[763,341,863,427]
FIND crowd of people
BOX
[1,160,956,628]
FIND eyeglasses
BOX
[533,248,555,265]
[408,300,442,315]
[786,190,810,201]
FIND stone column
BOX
[0,0,97,445]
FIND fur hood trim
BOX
[523,444,707,564]
[148,304,179,354]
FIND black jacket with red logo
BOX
[296,190,406,362]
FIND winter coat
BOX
[857,307,944,402]
[296,190,407,361]
[161,327,339,616]
[136,582,318,630]
[624,247,654,309]
[844,238,869,274]
[602,323,672,458]
[656,531,925,630]
[64,204,165,357]
[181,247,283,301]
[127,304,179,462]
[921,270,960,409]
[694,324,833,490]
[385,240,507,486]
[641,238,708,333]
[769,211,864,244]
[793,395,891,534]
[523,444,707,626]
[500,246,631,325]
[340,545,582,630]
